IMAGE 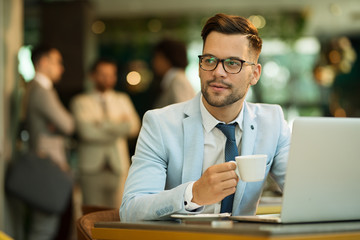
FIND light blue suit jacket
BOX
[120,93,291,222]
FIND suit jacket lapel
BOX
[182,94,204,183]
[241,101,257,156]
[233,101,257,213]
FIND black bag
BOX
[5,152,73,214]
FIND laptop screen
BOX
[281,117,360,223]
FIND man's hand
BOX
[192,162,239,205]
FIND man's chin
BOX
[203,94,228,108]
[203,91,241,108]
[207,100,229,108]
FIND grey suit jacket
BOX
[25,79,74,165]
[120,93,291,222]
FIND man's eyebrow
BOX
[201,53,215,57]
[203,54,242,60]
[227,56,242,60]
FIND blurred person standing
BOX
[25,45,74,240]
[152,38,196,108]
[71,58,140,208]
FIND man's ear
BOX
[250,63,261,86]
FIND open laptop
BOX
[231,117,360,224]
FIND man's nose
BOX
[212,61,227,78]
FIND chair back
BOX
[76,209,120,240]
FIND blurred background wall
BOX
[19,0,360,119]
[1,0,23,232]
[1,0,360,236]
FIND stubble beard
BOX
[201,79,245,108]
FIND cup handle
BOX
[230,161,240,179]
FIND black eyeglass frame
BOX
[198,54,255,74]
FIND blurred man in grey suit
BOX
[71,58,140,208]
[25,45,74,240]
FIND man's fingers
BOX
[207,161,237,174]
[220,178,238,190]
[216,170,238,181]
[223,186,237,196]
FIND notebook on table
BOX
[230,117,360,224]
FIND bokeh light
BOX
[126,71,142,86]
[92,20,106,34]
[248,15,266,29]
[148,19,162,33]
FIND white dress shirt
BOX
[184,95,244,213]
[160,68,178,90]
[153,68,195,108]
[34,72,53,90]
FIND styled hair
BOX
[90,58,117,73]
[201,13,262,59]
[31,45,56,66]
[154,38,188,69]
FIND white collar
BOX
[200,95,244,133]
[34,72,53,90]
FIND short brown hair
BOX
[201,13,262,59]
[31,45,56,67]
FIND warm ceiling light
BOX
[126,71,141,85]
[92,20,106,34]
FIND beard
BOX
[201,79,245,107]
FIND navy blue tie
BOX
[216,123,238,213]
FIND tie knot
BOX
[216,123,237,142]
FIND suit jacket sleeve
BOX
[36,87,74,135]
[115,94,140,138]
[120,110,192,222]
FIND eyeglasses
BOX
[198,55,255,74]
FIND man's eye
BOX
[226,60,240,66]
[205,58,217,64]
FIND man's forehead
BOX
[203,32,250,57]
[204,31,248,43]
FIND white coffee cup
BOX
[233,154,267,182]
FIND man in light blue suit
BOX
[120,13,291,222]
